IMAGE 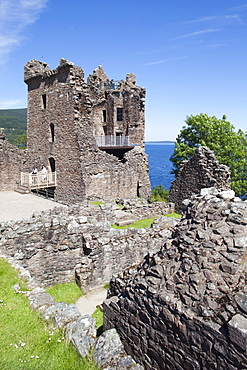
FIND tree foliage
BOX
[170,114,247,196]
[151,185,169,202]
[14,132,27,149]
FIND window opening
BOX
[49,157,55,172]
[117,108,123,121]
[42,94,47,109]
[49,123,55,142]
[102,110,107,122]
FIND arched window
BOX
[49,157,55,172]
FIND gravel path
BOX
[0,191,66,222]
[75,288,107,315]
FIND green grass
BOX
[111,217,156,229]
[111,213,181,229]
[0,258,98,370]
[89,201,105,206]
[92,307,103,329]
[164,212,181,218]
[46,282,83,305]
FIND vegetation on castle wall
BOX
[170,114,247,196]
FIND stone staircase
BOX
[15,185,30,194]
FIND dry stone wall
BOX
[0,201,176,291]
[104,188,247,369]
[169,146,231,212]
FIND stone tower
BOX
[24,59,150,204]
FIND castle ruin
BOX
[0,59,150,204]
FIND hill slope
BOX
[0,108,27,144]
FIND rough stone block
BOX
[72,332,95,358]
[53,304,81,328]
[66,314,96,343]
[93,328,126,367]
[43,302,68,321]
[29,292,54,311]
[115,219,136,226]
[228,314,247,352]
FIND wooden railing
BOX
[95,135,130,147]
[20,171,57,189]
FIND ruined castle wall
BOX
[169,146,231,212]
[25,60,88,204]
[0,133,30,190]
[23,59,150,204]
[0,202,176,291]
[104,188,247,369]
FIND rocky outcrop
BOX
[169,146,231,212]
[104,188,247,369]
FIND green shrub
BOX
[151,185,169,202]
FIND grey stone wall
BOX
[169,146,231,212]
[0,201,176,291]
[104,188,247,369]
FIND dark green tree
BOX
[170,114,247,196]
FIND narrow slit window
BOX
[102,110,107,122]
[49,123,54,142]
[117,108,123,121]
[42,94,47,109]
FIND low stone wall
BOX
[7,258,144,370]
[104,188,247,369]
[0,201,176,291]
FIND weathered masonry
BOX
[104,188,247,369]
[24,59,150,204]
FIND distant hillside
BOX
[0,108,27,145]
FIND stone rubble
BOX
[104,188,247,369]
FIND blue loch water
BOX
[145,142,175,190]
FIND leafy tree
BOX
[14,132,27,149]
[170,114,247,196]
[151,185,169,202]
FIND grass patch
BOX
[111,213,181,230]
[92,307,103,329]
[46,282,82,305]
[0,258,97,370]
[111,217,156,229]
[89,201,105,206]
[103,283,110,290]
[164,212,181,218]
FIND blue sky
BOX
[0,0,246,141]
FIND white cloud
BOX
[144,56,189,66]
[0,0,48,64]
[186,14,243,25]
[0,99,22,109]
[169,28,222,41]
